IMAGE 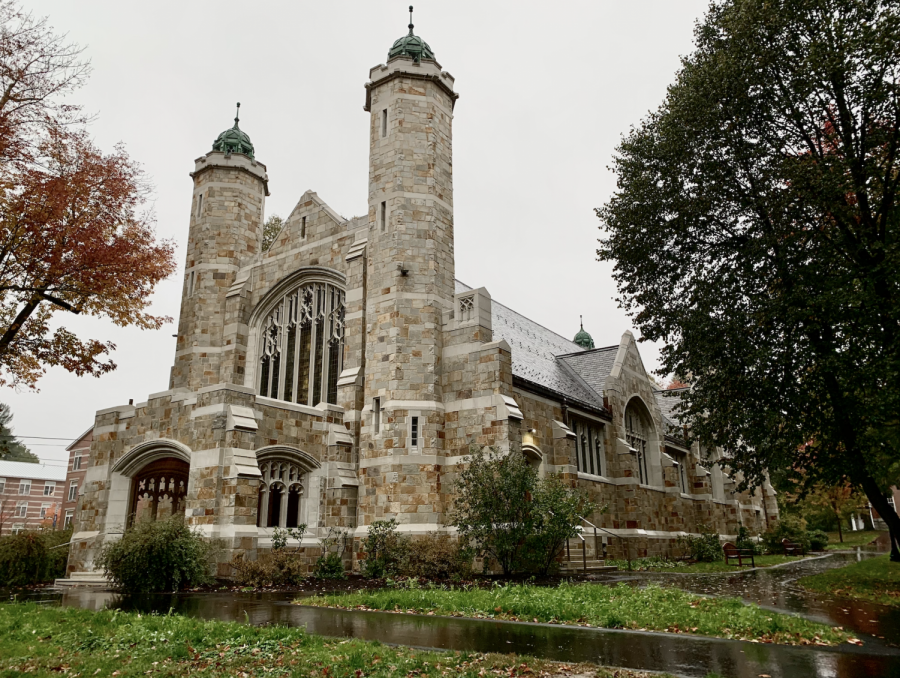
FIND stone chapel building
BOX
[68,16,777,576]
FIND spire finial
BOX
[234,102,241,127]
[408,5,414,35]
[580,314,584,330]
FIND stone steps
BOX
[54,571,108,587]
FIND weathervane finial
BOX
[580,314,584,330]
[408,5,414,35]
[234,102,241,127]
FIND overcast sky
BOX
[6,0,711,466]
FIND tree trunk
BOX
[860,475,900,563]
[837,517,843,543]
[0,294,42,355]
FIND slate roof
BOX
[556,346,619,397]
[654,387,690,439]
[455,281,606,411]
[0,460,67,482]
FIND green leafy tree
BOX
[525,473,598,576]
[597,0,900,561]
[448,447,537,576]
[262,214,283,252]
[0,403,37,462]
[449,446,594,576]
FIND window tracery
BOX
[625,406,650,485]
[256,459,307,528]
[258,282,345,405]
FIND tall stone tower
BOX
[359,8,459,528]
[171,105,269,391]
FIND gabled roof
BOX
[556,345,619,397]
[654,387,690,438]
[456,281,606,412]
[0,460,67,482]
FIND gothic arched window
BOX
[258,281,345,405]
[257,459,307,528]
[625,404,650,485]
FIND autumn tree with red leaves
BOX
[0,1,175,388]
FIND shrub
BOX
[313,527,347,579]
[678,524,723,562]
[449,446,594,576]
[761,516,810,554]
[523,474,598,576]
[231,549,307,587]
[361,519,407,578]
[736,526,762,556]
[0,531,50,586]
[97,517,215,592]
[399,533,472,580]
[807,529,829,551]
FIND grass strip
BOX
[800,555,900,607]
[604,555,799,573]
[0,602,665,678]
[300,581,857,646]
[824,531,887,550]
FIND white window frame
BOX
[409,414,421,451]
[72,453,82,471]
[40,503,50,518]
[64,509,74,529]
[0,478,5,493]
[15,501,27,517]
[18,479,31,495]
[12,523,24,535]
[68,481,78,502]
[43,481,55,496]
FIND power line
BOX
[0,435,79,441]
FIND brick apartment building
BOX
[0,460,67,535]
[62,428,93,531]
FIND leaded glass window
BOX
[258,282,345,405]
[570,416,605,477]
[625,407,650,485]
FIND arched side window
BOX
[625,402,651,485]
[258,281,345,405]
[257,459,307,529]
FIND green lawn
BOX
[606,554,800,573]
[799,555,900,607]
[824,530,887,550]
[300,581,855,646]
[0,603,665,678]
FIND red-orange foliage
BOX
[0,2,175,388]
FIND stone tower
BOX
[359,9,459,528]
[170,105,269,391]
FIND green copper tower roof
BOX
[212,103,255,159]
[573,316,595,349]
[388,6,435,63]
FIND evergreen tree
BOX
[0,403,37,463]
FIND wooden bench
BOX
[723,541,755,568]
[782,538,805,556]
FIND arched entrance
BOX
[129,457,189,526]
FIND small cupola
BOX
[573,316,595,349]
[212,102,255,159]
[388,6,435,63]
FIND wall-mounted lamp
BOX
[530,428,537,434]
